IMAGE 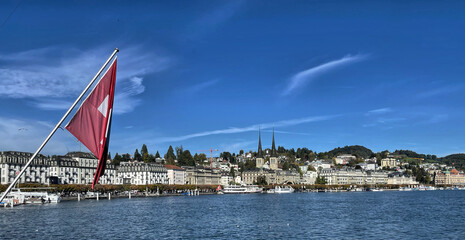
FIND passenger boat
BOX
[223,185,263,194]
[370,188,383,192]
[268,186,295,194]
[2,189,60,205]
[21,191,61,203]
[1,189,25,207]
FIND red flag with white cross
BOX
[66,58,117,189]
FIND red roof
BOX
[165,164,184,170]
[450,169,459,175]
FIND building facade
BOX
[435,169,465,185]
[49,155,80,184]
[220,174,233,186]
[165,164,186,185]
[381,158,399,168]
[335,154,356,165]
[183,166,221,185]
[320,168,389,185]
[0,151,50,185]
[117,162,168,185]
[49,152,117,185]
[387,172,419,185]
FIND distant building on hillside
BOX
[335,154,356,165]
[381,158,399,168]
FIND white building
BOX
[49,152,117,185]
[234,175,241,184]
[335,154,356,165]
[301,171,317,184]
[320,168,389,185]
[219,163,230,172]
[311,160,332,172]
[165,164,186,185]
[67,152,116,185]
[49,155,80,184]
[117,162,168,185]
[387,172,419,185]
[0,151,50,185]
[221,174,233,186]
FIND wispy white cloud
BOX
[424,114,448,124]
[157,114,338,143]
[282,54,368,96]
[187,1,245,40]
[218,140,256,154]
[416,85,463,99]
[363,116,406,128]
[30,99,72,111]
[114,76,146,115]
[262,129,315,136]
[184,79,219,94]
[365,107,392,116]
[376,117,406,124]
[0,45,171,114]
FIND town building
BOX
[219,163,230,172]
[242,169,277,185]
[67,152,116,185]
[117,162,168,185]
[0,151,50,185]
[49,155,80,184]
[381,158,399,168]
[183,166,221,185]
[311,160,333,172]
[335,154,356,165]
[220,173,233,186]
[357,162,377,171]
[49,152,116,185]
[276,170,300,184]
[165,164,186,185]
[365,171,389,185]
[320,168,389,185]
[387,172,419,185]
[301,171,317,184]
[435,169,465,185]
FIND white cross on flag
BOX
[66,58,117,189]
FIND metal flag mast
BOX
[0,48,119,203]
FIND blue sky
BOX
[1,0,465,157]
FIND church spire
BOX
[257,127,263,158]
[271,127,277,157]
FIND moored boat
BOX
[223,185,263,194]
[268,186,295,194]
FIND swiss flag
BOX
[66,58,117,189]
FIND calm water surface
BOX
[1,191,465,239]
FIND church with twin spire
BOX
[256,128,279,170]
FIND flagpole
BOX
[0,48,119,203]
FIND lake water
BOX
[1,191,465,239]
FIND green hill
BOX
[327,145,374,159]
[439,154,465,170]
